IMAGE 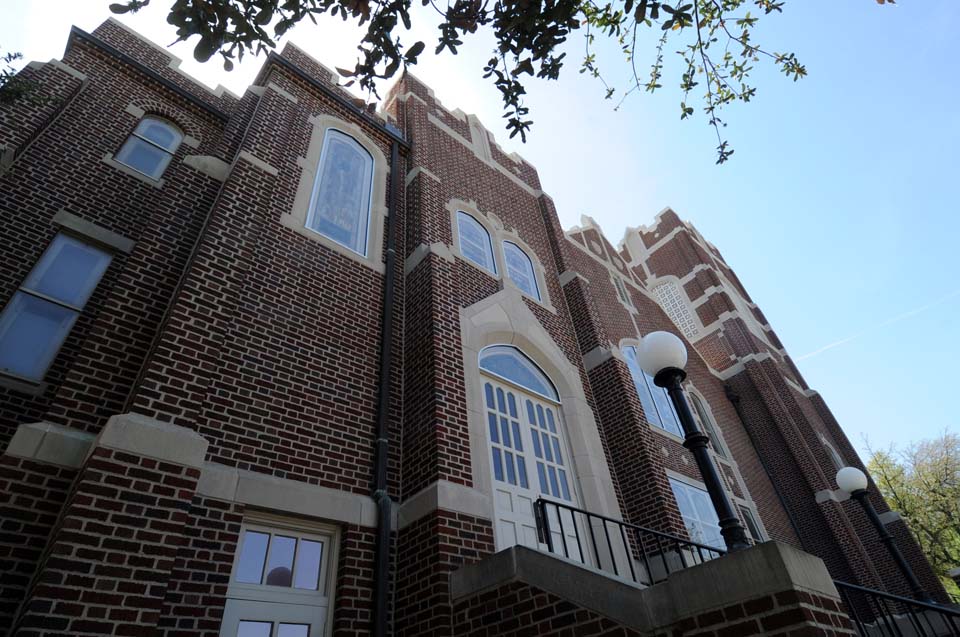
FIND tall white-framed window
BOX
[623,344,682,437]
[221,518,337,637]
[456,211,497,274]
[820,434,845,471]
[114,116,183,179]
[502,241,540,301]
[689,393,727,458]
[738,504,765,543]
[669,477,724,550]
[0,234,112,382]
[612,275,634,309]
[306,128,374,257]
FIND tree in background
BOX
[109,0,891,163]
[868,432,960,599]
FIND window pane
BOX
[24,235,112,308]
[692,395,724,457]
[457,212,496,273]
[278,625,310,637]
[308,130,373,256]
[237,621,272,637]
[294,539,323,590]
[740,506,762,541]
[652,386,682,436]
[624,346,663,429]
[235,531,270,584]
[492,448,504,481]
[503,242,539,300]
[115,137,173,179]
[517,457,529,489]
[264,535,296,586]
[0,293,77,380]
[479,345,557,401]
[135,118,182,150]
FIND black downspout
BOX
[724,384,807,548]
[372,140,400,637]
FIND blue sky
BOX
[4,1,957,459]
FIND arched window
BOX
[115,116,183,179]
[306,129,374,256]
[623,344,682,436]
[479,345,557,401]
[503,241,540,301]
[690,393,726,458]
[456,212,497,274]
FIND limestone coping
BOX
[450,541,839,631]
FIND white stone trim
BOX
[101,152,165,188]
[197,462,379,528]
[183,154,231,181]
[5,421,95,468]
[97,412,208,469]
[53,209,136,254]
[397,480,491,529]
[459,288,625,535]
[404,242,455,276]
[281,115,388,274]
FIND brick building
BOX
[0,18,947,636]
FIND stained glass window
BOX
[306,129,374,256]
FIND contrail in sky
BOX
[795,288,960,361]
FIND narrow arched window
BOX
[690,394,726,458]
[456,212,497,274]
[479,345,557,402]
[307,129,374,256]
[503,242,540,301]
[821,435,845,471]
[623,344,682,436]
[115,116,183,179]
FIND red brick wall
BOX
[452,581,855,636]
[0,457,78,634]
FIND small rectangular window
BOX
[223,521,333,637]
[0,234,112,381]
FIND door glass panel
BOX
[237,621,272,637]
[236,531,270,584]
[278,624,310,637]
[293,540,323,591]
[264,536,296,586]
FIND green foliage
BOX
[108,1,884,162]
[0,50,49,106]
[868,432,960,599]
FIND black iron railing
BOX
[835,580,960,636]
[534,498,726,586]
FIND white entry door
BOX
[482,378,583,561]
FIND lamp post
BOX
[635,331,752,553]
[835,466,932,603]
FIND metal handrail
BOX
[835,580,960,636]
[534,497,726,587]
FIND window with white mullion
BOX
[669,478,724,550]
[456,212,497,273]
[525,398,571,501]
[484,382,529,490]
[115,116,183,179]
